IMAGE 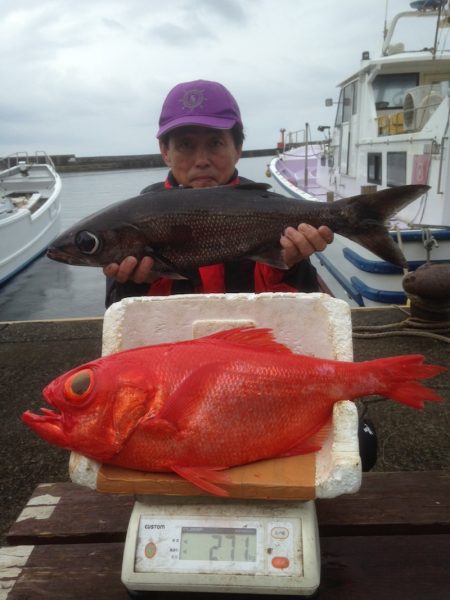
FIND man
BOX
[104,80,333,306]
[102,80,377,471]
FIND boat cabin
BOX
[326,5,450,227]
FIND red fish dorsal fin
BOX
[203,327,294,354]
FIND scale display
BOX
[134,515,295,575]
[122,499,320,595]
[179,526,257,562]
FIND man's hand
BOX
[280,224,334,268]
[103,256,156,284]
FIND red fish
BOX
[22,328,445,496]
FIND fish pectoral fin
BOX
[171,465,231,497]
[144,249,200,284]
[143,249,188,280]
[247,245,289,270]
[280,420,333,457]
[157,363,227,427]
[139,416,179,435]
[152,267,189,281]
[157,359,263,428]
[111,384,155,450]
[176,268,201,287]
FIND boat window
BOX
[373,73,419,109]
[387,151,407,187]
[335,89,345,126]
[335,81,358,125]
[352,82,358,116]
[367,153,382,185]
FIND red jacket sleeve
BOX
[253,264,299,293]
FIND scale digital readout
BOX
[122,498,320,595]
[178,525,257,563]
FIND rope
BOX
[353,316,450,342]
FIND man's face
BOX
[159,126,242,188]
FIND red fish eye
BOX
[64,369,94,403]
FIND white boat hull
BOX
[0,153,62,285]
[270,159,450,307]
[312,232,449,307]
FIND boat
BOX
[0,151,62,285]
[269,1,450,307]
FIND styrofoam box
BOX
[70,292,361,498]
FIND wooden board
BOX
[317,470,450,535]
[4,543,126,600]
[4,472,450,599]
[4,535,450,599]
[7,471,450,547]
[320,534,450,600]
[96,454,317,500]
[7,482,133,546]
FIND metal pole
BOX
[432,2,444,59]
[304,123,309,188]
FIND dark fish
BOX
[47,183,429,280]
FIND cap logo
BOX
[181,88,206,112]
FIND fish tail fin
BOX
[338,185,429,267]
[372,355,446,409]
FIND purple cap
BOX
[157,80,243,138]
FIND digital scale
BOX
[122,496,321,597]
[86,295,360,596]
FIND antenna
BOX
[383,0,389,40]
[432,1,445,59]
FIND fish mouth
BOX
[47,246,73,263]
[21,402,67,446]
[46,246,93,266]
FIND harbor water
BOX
[0,156,271,321]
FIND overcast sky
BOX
[1,0,410,157]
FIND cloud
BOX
[148,22,217,46]
[187,0,250,23]
[0,0,409,156]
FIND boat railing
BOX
[382,6,450,57]
[284,130,328,157]
[285,129,307,149]
[280,126,330,188]
[0,152,56,171]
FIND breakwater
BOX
[51,148,276,173]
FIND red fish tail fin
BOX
[374,355,446,409]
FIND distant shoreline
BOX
[51,148,277,173]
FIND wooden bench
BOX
[2,471,449,599]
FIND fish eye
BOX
[64,369,94,403]
[75,230,102,255]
